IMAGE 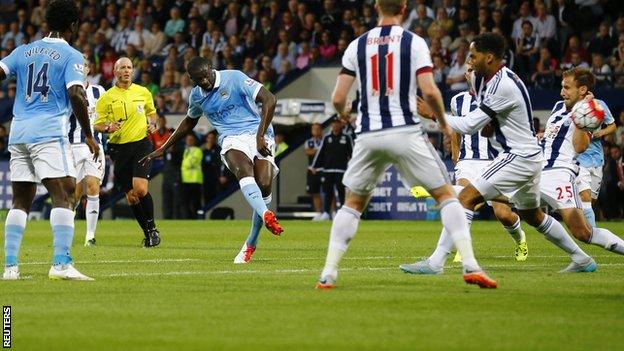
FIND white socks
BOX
[85,195,99,241]
[536,215,590,264]
[321,206,361,279]
[589,227,624,255]
[439,198,480,272]
[504,217,526,244]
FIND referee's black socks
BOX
[130,202,148,232]
[140,193,156,231]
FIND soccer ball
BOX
[571,98,605,132]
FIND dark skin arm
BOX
[255,86,277,156]
[139,116,199,165]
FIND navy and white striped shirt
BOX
[450,91,496,161]
[68,84,105,144]
[342,25,432,135]
[541,100,579,174]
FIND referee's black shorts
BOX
[107,137,153,192]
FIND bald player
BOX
[94,57,161,247]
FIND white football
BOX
[571,98,605,132]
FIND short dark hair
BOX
[473,32,506,60]
[377,0,405,16]
[187,56,212,76]
[522,20,533,28]
[45,0,80,33]
[562,67,596,91]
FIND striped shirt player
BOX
[451,91,497,184]
[575,99,615,199]
[446,65,543,210]
[540,100,583,209]
[69,83,106,183]
[340,24,451,195]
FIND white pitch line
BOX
[104,263,624,278]
[21,258,199,266]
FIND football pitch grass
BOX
[2,219,623,351]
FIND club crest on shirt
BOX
[220,90,229,100]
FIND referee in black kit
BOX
[310,118,353,218]
[94,57,161,247]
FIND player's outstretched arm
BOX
[255,86,277,157]
[68,85,99,159]
[139,116,199,166]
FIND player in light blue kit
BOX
[141,56,283,263]
[575,97,616,227]
[1,0,99,280]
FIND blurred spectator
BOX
[111,17,131,54]
[407,5,433,33]
[242,57,258,79]
[432,54,449,89]
[257,69,272,91]
[164,7,185,38]
[100,47,118,88]
[446,48,468,92]
[149,116,172,152]
[223,3,244,38]
[259,16,278,55]
[143,23,166,58]
[201,131,222,205]
[599,145,624,219]
[428,7,454,38]
[162,135,184,220]
[2,22,23,48]
[181,133,203,219]
[272,43,295,73]
[563,36,590,66]
[515,21,540,81]
[318,31,337,62]
[615,112,624,147]
[532,47,558,89]
[590,53,612,88]
[311,119,353,219]
[141,72,160,97]
[588,22,617,59]
[511,1,537,41]
[128,20,150,53]
[0,82,15,124]
[296,42,312,69]
[274,133,289,157]
[305,123,323,217]
[534,2,557,49]
[30,0,46,27]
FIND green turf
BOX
[2,219,623,350]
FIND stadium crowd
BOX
[0,0,622,219]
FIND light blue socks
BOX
[246,195,272,247]
[582,202,596,228]
[4,209,27,266]
[50,208,75,265]
[239,177,269,218]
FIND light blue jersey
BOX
[576,99,614,168]
[0,37,85,145]
[187,70,273,144]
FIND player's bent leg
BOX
[519,208,596,273]
[84,176,100,247]
[559,208,624,255]
[316,190,369,289]
[491,202,528,261]
[3,182,36,280]
[43,177,93,281]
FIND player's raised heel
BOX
[559,258,597,273]
[234,243,256,264]
[85,238,96,247]
[48,264,94,281]
[315,275,336,289]
[399,259,444,275]
[3,265,20,280]
[263,210,283,236]
[463,271,497,289]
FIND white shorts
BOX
[220,133,279,176]
[342,127,449,195]
[576,166,602,199]
[455,159,492,184]
[9,139,76,182]
[473,153,542,210]
[71,144,105,183]
[540,169,582,210]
